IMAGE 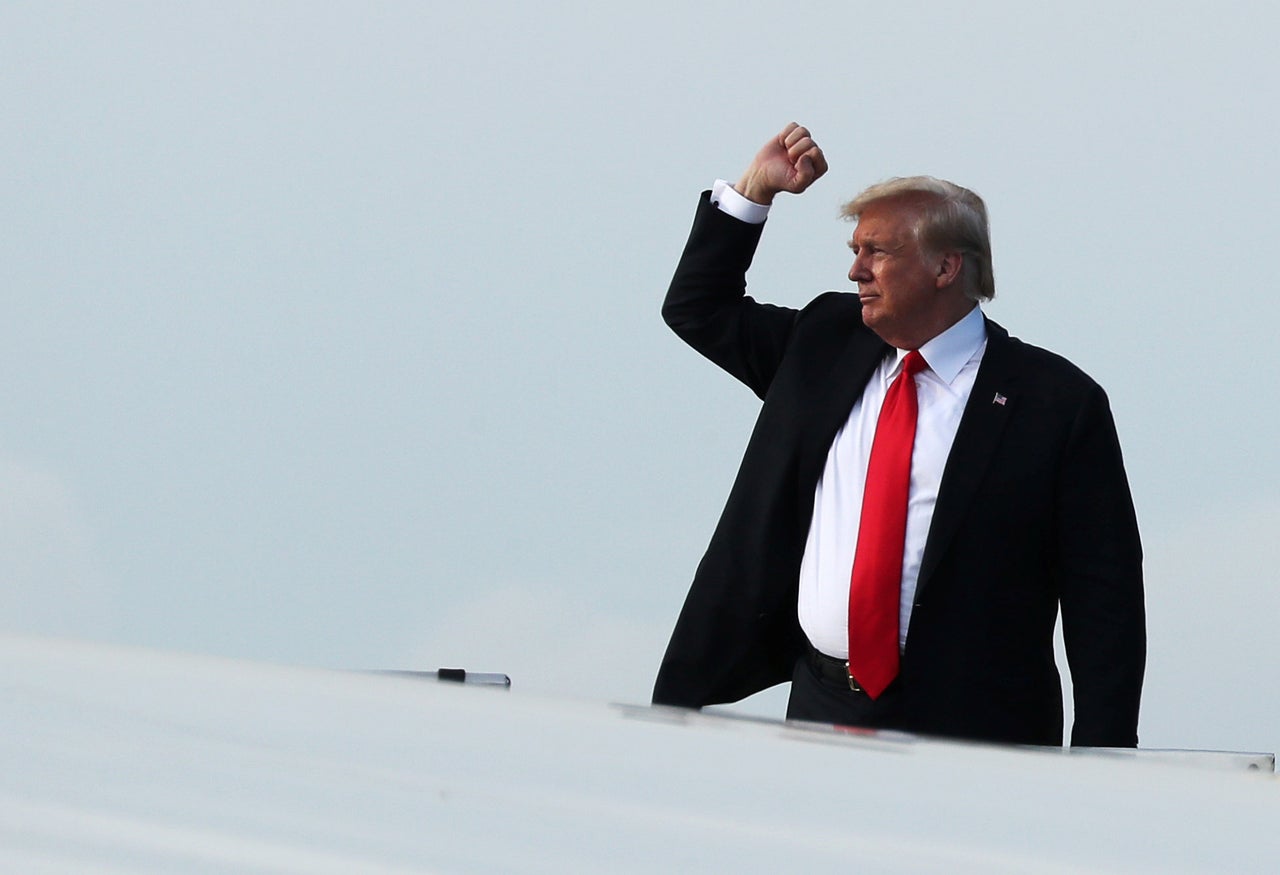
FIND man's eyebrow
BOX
[848,236,901,252]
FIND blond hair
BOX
[842,177,995,301]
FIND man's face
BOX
[847,200,946,348]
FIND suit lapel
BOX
[915,318,1018,598]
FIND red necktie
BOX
[847,350,926,699]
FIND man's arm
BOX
[1056,384,1147,747]
[661,124,829,399]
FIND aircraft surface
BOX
[1,635,1275,872]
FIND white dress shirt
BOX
[711,181,988,658]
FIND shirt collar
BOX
[889,305,987,386]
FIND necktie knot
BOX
[902,350,927,378]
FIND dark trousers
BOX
[785,654,907,731]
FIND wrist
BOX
[734,170,777,206]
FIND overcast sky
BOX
[3,1,1278,755]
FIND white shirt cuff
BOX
[710,179,770,225]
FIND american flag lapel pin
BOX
[993,392,1007,406]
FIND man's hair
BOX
[841,177,995,302]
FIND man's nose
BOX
[849,257,869,283]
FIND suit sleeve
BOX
[662,192,799,400]
[1056,384,1146,747]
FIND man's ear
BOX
[935,251,964,290]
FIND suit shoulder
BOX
[795,291,868,331]
[789,291,876,349]
[802,290,861,315]
[996,327,1105,395]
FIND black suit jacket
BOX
[653,193,1145,747]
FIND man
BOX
[653,123,1145,747]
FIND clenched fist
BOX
[735,122,829,204]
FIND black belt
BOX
[805,642,867,692]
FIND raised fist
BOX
[735,122,829,204]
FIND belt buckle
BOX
[843,661,863,693]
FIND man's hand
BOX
[735,122,829,205]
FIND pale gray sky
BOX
[3,2,1278,754]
